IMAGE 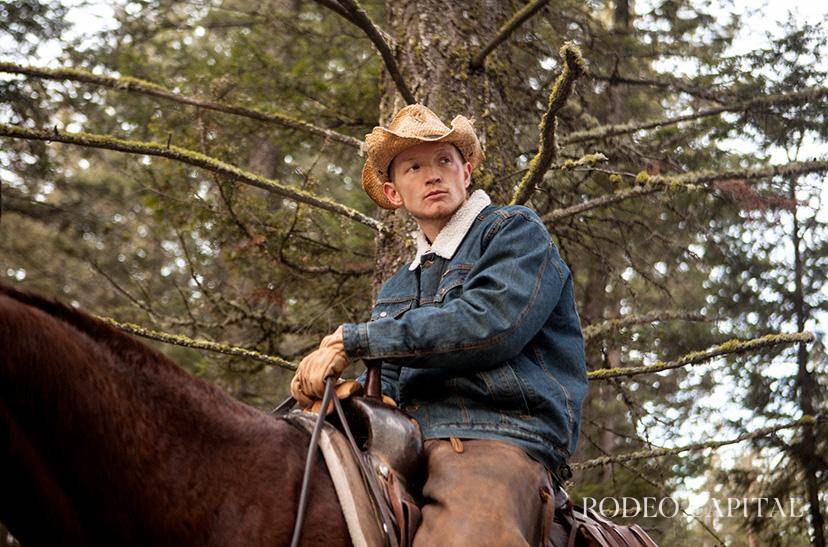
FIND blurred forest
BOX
[1,0,826,544]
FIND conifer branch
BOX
[0,61,362,149]
[589,72,727,103]
[561,86,828,146]
[470,0,550,69]
[495,152,607,185]
[0,123,386,232]
[317,0,416,105]
[570,414,825,470]
[97,315,297,370]
[543,158,828,222]
[583,310,708,342]
[588,332,814,381]
[545,184,655,222]
[511,42,585,205]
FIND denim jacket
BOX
[344,190,588,473]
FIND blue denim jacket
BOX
[343,194,588,473]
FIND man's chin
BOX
[413,211,452,224]
[413,202,462,220]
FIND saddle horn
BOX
[363,359,383,400]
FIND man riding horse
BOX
[291,104,589,546]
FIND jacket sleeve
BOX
[342,210,568,370]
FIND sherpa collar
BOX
[408,189,492,271]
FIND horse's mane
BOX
[0,282,179,371]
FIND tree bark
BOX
[591,0,633,482]
[789,178,825,547]
[371,0,528,288]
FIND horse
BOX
[0,282,350,546]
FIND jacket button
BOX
[422,259,434,268]
[379,311,388,317]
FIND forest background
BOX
[1,0,826,544]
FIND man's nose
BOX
[422,165,441,184]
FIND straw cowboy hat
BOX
[361,104,485,209]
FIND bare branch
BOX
[97,315,297,370]
[470,0,550,70]
[571,414,825,470]
[543,158,828,222]
[561,86,828,146]
[0,123,386,232]
[511,42,585,205]
[310,0,359,24]
[588,332,814,381]
[583,310,708,343]
[0,61,362,149]
[317,0,416,104]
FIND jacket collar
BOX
[408,189,492,271]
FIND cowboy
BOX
[291,104,588,546]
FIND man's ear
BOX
[462,161,472,189]
[382,181,404,208]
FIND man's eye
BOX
[408,164,419,171]
[440,157,451,163]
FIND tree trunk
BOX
[372,0,532,288]
[590,0,633,482]
[789,178,825,547]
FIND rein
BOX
[272,366,399,547]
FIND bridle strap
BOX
[289,377,336,547]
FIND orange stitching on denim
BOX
[532,343,574,447]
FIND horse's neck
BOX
[0,290,342,546]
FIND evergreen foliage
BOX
[1,1,825,543]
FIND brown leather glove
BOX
[306,380,363,414]
[304,381,398,415]
[290,326,350,407]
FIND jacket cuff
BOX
[342,322,369,359]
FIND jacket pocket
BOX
[435,264,472,303]
[370,298,415,321]
[477,360,534,416]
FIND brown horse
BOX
[0,283,350,546]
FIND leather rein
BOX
[272,363,398,547]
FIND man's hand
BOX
[307,379,363,414]
[290,325,350,407]
[301,380,398,415]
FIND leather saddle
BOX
[285,395,423,547]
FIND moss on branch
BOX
[588,332,814,381]
[0,61,362,149]
[583,310,708,342]
[511,42,586,205]
[544,159,828,222]
[571,415,824,470]
[0,123,386,233]
[561,86,828,146]
[97,315,297,370]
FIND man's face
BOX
[382,141,472,223]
